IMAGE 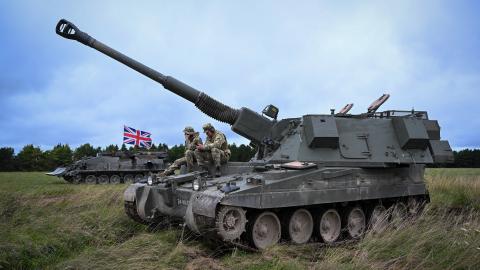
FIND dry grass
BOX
[0,169,479,269]
[426,168,480,210]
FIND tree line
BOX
[431,149,480,168]
[1,144,478,172]
[0,143,257,172]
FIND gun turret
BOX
[56,19,274,146]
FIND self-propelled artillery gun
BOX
[56,19,454,249]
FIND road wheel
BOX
[407,197,426,216]
[72,174,83,184]
[124,174,134,183]
[249,211,281,250]
[369,205,388,232]
[391,202,408,225]
[134,174,144,183]
[98,175,109,184]
[110,175,121,184]
[346,207,366,239]
[318,209,341,243]
[285,208,313,244]
[85,175,97,184]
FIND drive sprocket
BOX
[215,206,247,241]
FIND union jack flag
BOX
[123,125,152,148]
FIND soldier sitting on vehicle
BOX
[195,123,231,177]
[162,126,202,176]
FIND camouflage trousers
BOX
[194,148,230,167]
[164,150,196,175]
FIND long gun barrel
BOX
[56,19,243,127]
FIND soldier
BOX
[195,123,231,177]
[162,126,202,176]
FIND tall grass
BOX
[0,169,479,269]
[426,168,480,210]
[0,173,143,269]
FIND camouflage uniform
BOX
[163,127,202,176]
[195,123,231,169]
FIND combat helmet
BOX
[202,123,215,132]
[183,126,196,135]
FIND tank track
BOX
[216,238,359,253]
[126,195,428,250]
[124,200,176,229]
[124,200,149,225]
[196,195,429,250]
[64,171,164,185]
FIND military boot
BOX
[215,166,221,177]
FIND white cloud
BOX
[2,0,478,150]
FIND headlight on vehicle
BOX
[147,176,153,185]
[193,179,201,191]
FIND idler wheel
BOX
[249,211,281,250]
[85,175,97,184]
[346,207,366,239]
[110,174,121,184]
[98,175,109,184]
[286,208,313,244]
[369,205,388,232]
[318,209,341,243]
[391,202,408,225]
[216,206,247,241]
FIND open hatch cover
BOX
[281,161,317,170]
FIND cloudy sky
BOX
[1,0,479,152]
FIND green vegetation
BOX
[2,145,479,172]
[0,169,479,269]
[427,168,480,210]
[0,142,256,172]
[0,143,168,172]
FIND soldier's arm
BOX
[186,136,202,151]
[204,134,224,150]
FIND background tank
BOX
[47,151,168,184]
[56,19,454,249]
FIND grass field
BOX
[0,169,479,269]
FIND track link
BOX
[124,200,148,224]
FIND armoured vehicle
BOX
[47,151,168,184]
[56,19,454,249]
